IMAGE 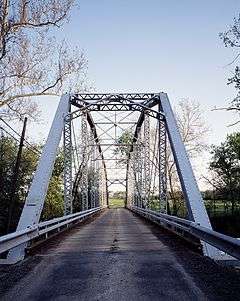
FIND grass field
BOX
[109,198,125,208]
[205,200,240,216]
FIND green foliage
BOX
[41,176,64,220]
[0,135,64,234]
[111,191,126,199]
[209,132,240,213]
[41,149,64,220]
[0,136,39,234]
[114,130,133,164]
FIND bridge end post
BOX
[159,92,220,259]
[7,94,71,263]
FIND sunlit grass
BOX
[109,198,125,208]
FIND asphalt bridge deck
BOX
[0,208,240,300]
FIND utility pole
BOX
[7,117,27,233]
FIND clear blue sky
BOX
[23,0,239,189]
[32,0,239,142]
[68,0,239,98]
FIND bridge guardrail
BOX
[0,207,103,256]
[130,206,240,260]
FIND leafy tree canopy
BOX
[209,132,240,213]
[0,135,64,234]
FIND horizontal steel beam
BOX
[70,101,164,120]
[91,158,127,161]
[94,122,137,125]
[88,144,132,147]
[72,93,159,102]
[130,206,240,261]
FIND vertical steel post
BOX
[158,116,167,213]
[143,114,151,208]
[99,164,107,207]
[127,158,134,207]
[132,143,137,206]
[137,139,143,207]
[95,151,100,207]
[64,114,73,215]
[89,132,96,209]
[80,112,89,211]
[93,144,97,208]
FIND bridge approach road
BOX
[0,208,240,300]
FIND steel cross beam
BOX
[70,94,164,120]
[72,93,159,102]
[107,179,126,187]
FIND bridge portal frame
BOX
[7,92,218,263]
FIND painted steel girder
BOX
[159,92,218,258]
[8,94,70,262]
[64,115,73,215]
[159,118,167,213]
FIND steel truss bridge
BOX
[0,92,240,267]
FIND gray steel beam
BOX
[80,113,89,211]
[7,94,70,263]
[143,115,151,208]
[159,117,167,213]
[159,92,219,258]
[64,114,73,215]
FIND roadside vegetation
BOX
[0,136,64,235]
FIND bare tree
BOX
[166,99,210,215]
[0,0,87,119]
[219,14,240,119]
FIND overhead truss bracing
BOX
[8,92,219,263]
[70,93,164,120]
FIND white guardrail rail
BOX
[130,206,240,261]
[0,207,103,256]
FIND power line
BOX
[0,117,41,155]
[0,126,41,156]
[0,126,20,143]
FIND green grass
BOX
[204,199,240,217]
[109,198,125,208]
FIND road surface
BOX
[0,208,239,300]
